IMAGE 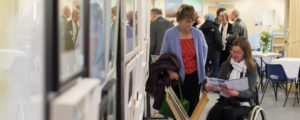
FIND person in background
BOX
[218,11,234,67]
[228,8,248,38]
[160,4,208,116]
[150,8,173,56]
[214,7,226,26]
[200,13,223,77]
[205,37,257,120]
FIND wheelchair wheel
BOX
[247,106,267,120]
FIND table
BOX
[252,51,281,90]
[252,51,281,67]
[271,58,300,78]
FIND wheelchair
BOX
[244,87,267,120]
[247,105,267,120]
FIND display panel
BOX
[58,0,84,83]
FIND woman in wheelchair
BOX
[205,37,258,120]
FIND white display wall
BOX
[0,0,45,120]
[120,0,151,119]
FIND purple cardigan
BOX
[160,26,208,83]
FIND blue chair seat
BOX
[260,64,298,107]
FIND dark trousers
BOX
[206,57,220,77]
[173,71,201,116]
[206,98,250,120]
[220,50,230,67]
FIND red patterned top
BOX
[180,39,197,74]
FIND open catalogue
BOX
[165,86,209,120]
[206,77,249,97]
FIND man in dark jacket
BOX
[229,9,248,38]
[150,8,173,56]
[200,13,223,77]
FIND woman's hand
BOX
[205,83,214,92]
[167,70,179,80]
[220,87,239,97]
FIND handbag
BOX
[159,80,190,119]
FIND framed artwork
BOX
[58,0,86,88]
[58,0,83,84]
[182,0,202,13]
[89,0,106,82]
[165,0,182,17]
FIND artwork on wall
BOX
[58,0,85,85]
[183,0,202,13]
[89,0,106,82]
[164,0,202,18]
[165,0,182,17]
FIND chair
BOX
[260,64,298,107]
[294,67,300,106]
[254,58,267,91]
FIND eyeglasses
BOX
[230,50,244,55]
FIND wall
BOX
[0,1,13,49]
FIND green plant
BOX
[260,31,271,53]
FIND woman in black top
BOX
[205,37,257,120]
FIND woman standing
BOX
[218,11,234,67]
[160,4,208,116]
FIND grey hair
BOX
[231,8,240,17]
